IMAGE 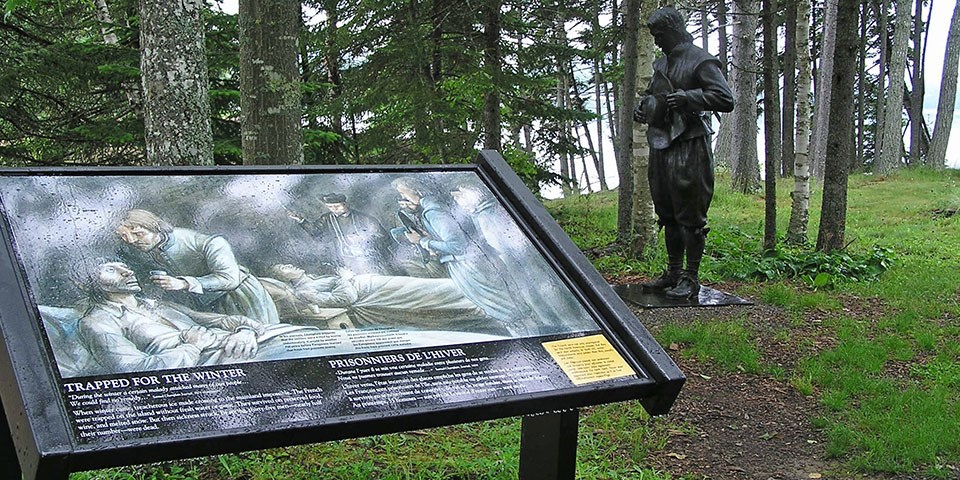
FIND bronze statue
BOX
[633,6,735,299]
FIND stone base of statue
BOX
[612,283,752,309]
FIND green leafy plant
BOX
[708,233,895,288]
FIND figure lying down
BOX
[41,262,511,378]
[264,264,511,336]
[55,262,313,376]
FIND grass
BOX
[657,319,763,374]
[73,167,960,479]
[75,412,683,480]
[554,167,960,477]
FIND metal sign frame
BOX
[0,151,683,479]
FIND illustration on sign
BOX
[2,171,606,376]
[0,170,640,444]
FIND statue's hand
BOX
[666,90,690,110]
[633,102,647,124]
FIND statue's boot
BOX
[665,226,706,299]
[642,268,682,290]
[665,272,700,299]
[642,224,683,290]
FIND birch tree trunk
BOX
[630,0,658,259]
[787,0,812,245]
[929,2,960,169]
[140,0,213,166]
[875,0,912,174]
[816,0,858,253]
[239,0,303,165]
[730,0,760,194]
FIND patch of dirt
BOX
[616,279,846,479]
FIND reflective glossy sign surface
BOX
[0,169,648,445]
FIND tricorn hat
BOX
[643,95,687,150]
[320,193,347,204]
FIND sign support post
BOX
[518,408,579,480]
[0,401,21,479]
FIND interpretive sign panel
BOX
[0,152,683,478]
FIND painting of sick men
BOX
[0,171,601,379]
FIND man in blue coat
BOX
[391,177,534,337]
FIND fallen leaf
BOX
[666,452,687,460]
[699,373,712,380]
[808,473,822,479]
[669,343,681,351]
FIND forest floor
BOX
[612,276,885,480]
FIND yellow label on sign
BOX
[542,335,636,385]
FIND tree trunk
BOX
[618,0,640,243]
[782,0,797,178]
[557,66,571,195]
[239,0,304,165]
[875,0,911,174]
[873,0,889,166]
[810,0,837,181]
[323,0,343,136]
[139,0,213,166]
[787,0,813,245]
[717,0,730,72]
[578,116,604,191]
[816,0,858,253]
[700,7,710,51]
[95,0,142,116]
[594,59,610,190]
[592,5,610,191]
[730,0,760,194]
[714,0,734,169]
[482,0,502,152]
[629,0,658,259]
[608,0,621,166]
[856,1,866,171]
[762,0,780,251]
[929,2,960,169]
[907,0,925,166]
[571,120,590,192]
